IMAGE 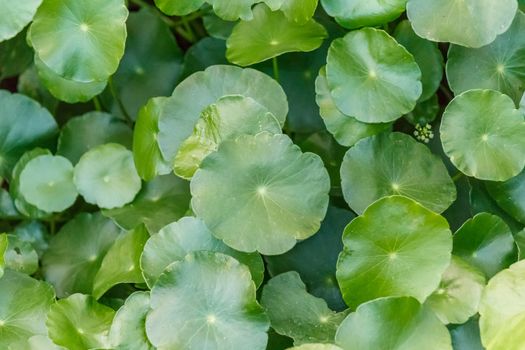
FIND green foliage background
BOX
[1,0,525,349]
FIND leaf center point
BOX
[206,314,217,324]
[256,186,268,196]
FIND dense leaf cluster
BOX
[1,0,525,349]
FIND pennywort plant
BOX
[1,0,525,349]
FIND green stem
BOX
[50,218,56,235]
[272,56,280,82]
[452,172,464,182]
[181,16,196,42]
[190,16,207,38]
[128,0,206,31]
[439,84,454,101]
[108,78,133,124]
[171,10,207,27]
[174,27,194,42]
[93,96,102,111]
[128,0,178,27]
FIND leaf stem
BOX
[93,96,102,111]
[181,15,196,42]
[174,27,194,42]
[171,10,207,27]
[127,0,207,41]
[451,171,464,182]
[272,56,280,82]
[108,77,133,124]
[50,218,56,235]
[439,84,454,101]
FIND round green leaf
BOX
[255,47,328,133]
[145,251,269,350]
[13,220,50,258]
[156,0,298,21]
[154,0,205,17]
[93,225,149,299]
[203,13,235,40]
[406,0,518,48]
[288,345,342,350]
[10,148,52,219]
[42,212,121,298]
[479,260,525,350]
[326,28,422,123]
[453,213,518,278]
[0,0,42,42]
[4,234,38,275]
[74,143,142,209]
[16,65,59,114]
[0,91,57,180]
[261,271,347,345]
[486,169,525,225]
[109,292,154,350]
[321,0,406,29]
[265,206,353,311]
[19,155,77,213]
[158,65,288,163]
[394,20,444,102]
[140,216,264,288]
[0,270,55,347]
[174,95,281,179]
[24,335,66,350]
[46,293,115,350]
[0,29,34,79]
[107,8,183,119]
[297,131,347,193]
[440,89,525,181]
[0,189,19,220]
[272,0,319,23]
[450,317,484,350]
[103,174,191,234]
[182,37,228,77]
[340,132,456,215]
[335,297,452,350]
[425,256,486,324]
[315,67,390,147]
[447,12,525,104]
[57,112,133,164]
[191,132,330,255]
[336,195,452,309]
[133,97,172,181]
[226,4,327,66]
[34,55,107,103]
[469,178,523,233]
[30,0,128,82]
